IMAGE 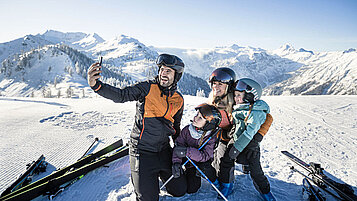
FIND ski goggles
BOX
[156,54,177,67]
[235,80,252,92]
[209,70,233,84]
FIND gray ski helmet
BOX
[195,103,222,131]
[235,78,262,103]
[156,54,185,83]
[209,67,236,92]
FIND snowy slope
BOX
[0,95,356,201]
[2,30,357,97]
[266,45,357,95]
[0,44,96,98]
[0,35,52,63]
[153,45,303,88]
[86,34,159,82]
[1,31,210,97]
[37,30,105,51]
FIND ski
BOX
[282,151,357,201]
[302,178,326,201]
[0,144,128,201]
[0,139,124,201]
[47,137,101,200]
[0,155,47,197]
[47,145,128,200]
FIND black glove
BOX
[174,146,187,158]
[253,133,263,143]
[229,145,240,160]
[246,148,259,159]
[172,163,183,178]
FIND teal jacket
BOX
[232,100,270,152]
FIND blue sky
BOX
[1,0,356,51]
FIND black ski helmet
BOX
[156,54,185,84]
[209,67,236,92]
[195,103,222,131]
[234,78,262,104]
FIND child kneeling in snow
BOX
[172,103,225,194]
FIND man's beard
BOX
[160,76,172,87]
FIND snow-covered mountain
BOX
[265,44,357,95]
[154,45,304,88]
[0,44,132,98]
[155,44,357,96]
[86,34,159,81]
[0,31,210,97]
[1,30,356,97]
[37,30,105,51]
[0,34,53,63]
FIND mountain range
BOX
[0,30,356,98]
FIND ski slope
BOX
[0,95,356,201]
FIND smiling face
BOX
[234,90,245,104]
[159,66,175,87]
[192,111,207,128]
[211,81,228,97]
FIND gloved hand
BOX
[172,163,183,178]
[174,146,187,158]
[229,145,240,160]
[253,133,264,143]
[246,148,259,159]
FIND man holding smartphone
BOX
[87,54,187,201]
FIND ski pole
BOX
[80,137,99,159]
[290,166,345,201]
[160,131,217,190]
[186,156,228,201]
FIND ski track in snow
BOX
[0,96,356,201]
[39,111,130,130]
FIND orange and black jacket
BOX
[91,78,184,153]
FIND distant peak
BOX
[114,34,129,40]
[298,48,314,55]
[86,33,104,42]
[280,43,294,50]
[44,29,61,34]
[112,34,140,44]
[343,48,356,54]
[230,44,242,50]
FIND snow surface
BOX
[0,95,356,201]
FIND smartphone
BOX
[99,56,103,66]
[95,56,103,77]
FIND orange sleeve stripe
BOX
[258,113,273,136]
[94,84,102,92]
[139,118,145,139]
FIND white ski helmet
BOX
[234,78,262,103]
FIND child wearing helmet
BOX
[226,78,276,200]
[171,103,223,194]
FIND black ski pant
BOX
[184,159,217,194]
[129,147,187,201]
[213,140,270,194]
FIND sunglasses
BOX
[156,54,177,67]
